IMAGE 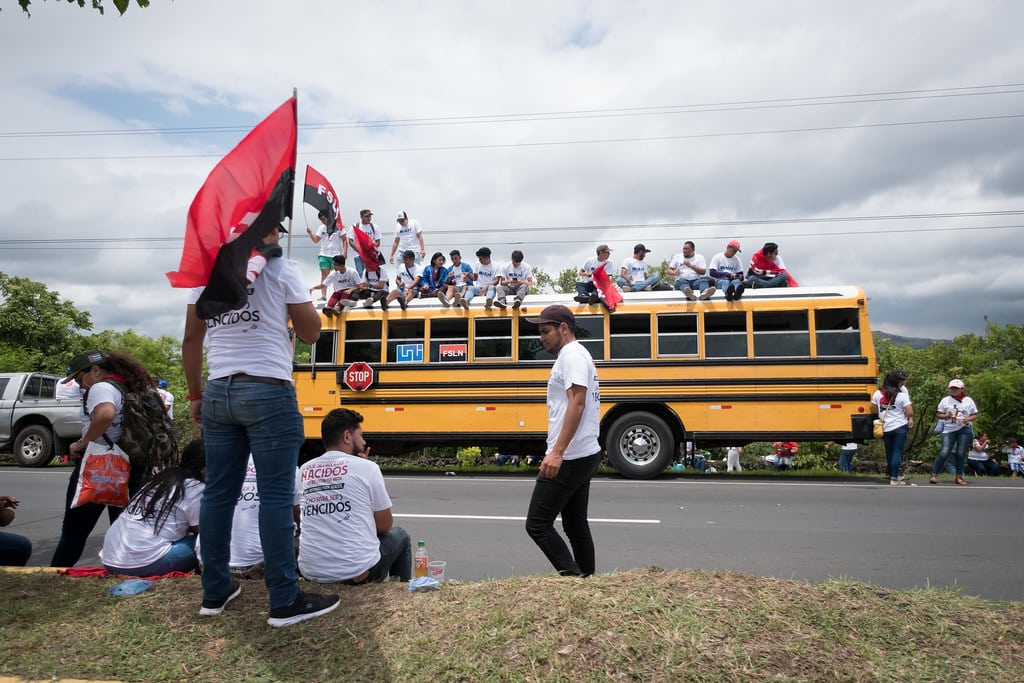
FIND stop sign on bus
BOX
[343,362,375,391]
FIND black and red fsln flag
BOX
[302,164,343,237]
[166,97,297,319]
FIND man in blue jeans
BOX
[524,305,602,577]
[183,225,340,627]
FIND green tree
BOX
[15,0,149,16]
[0,272,92,373]
[532,267,556,294]
[555,268,578,294]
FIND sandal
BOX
[955,477,967,486]
[929,475,938,484]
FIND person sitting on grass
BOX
[0,495,32,566]
[99,440,206,577]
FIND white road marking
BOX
[395,513,659,524]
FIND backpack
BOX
[103,379,180,471]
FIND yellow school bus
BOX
[293,286,878,479]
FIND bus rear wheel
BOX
[606,412,675,479]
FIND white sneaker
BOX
[438,292,451,306]
[700,286,716,300]
[494,298,507,309]
[682,286,697,301]
[460,298,470,310]
[453,290,462,305]
[340,299,358,308]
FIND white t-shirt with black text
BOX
[394,219,423,252]
[100,478,204,569]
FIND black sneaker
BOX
[199,581,241,616]
[725,288,734,302]
[734,282,745,300]
[267,591,340,628]
[573,294,589,303]
[398,297,408,311]
[494,298,507,309]
[588,293,600,305]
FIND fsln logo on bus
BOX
[343,362,375,392]
[439,343,467,362]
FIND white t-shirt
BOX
[871,388,912,432]
[708,252,744,279]
[1003,445,1023,465]
[315,224,344,257]
[297,452,393,582]
[546,340,600,459]
[322,267,363,294]
[580,257,615,279]
[191,258,310,383]
[362,266,389,291]
[347,222,381,246]
[449,261,475,285]
[395,262,420,288]
[967,439,991,461]
[100,478,204,569]
[157,387,174,419]
[937,395,978,433]
[620,257,650,282]
[229,456,264,568]
[83,380,124,444]
[394,219,423,252]
[500,261,533,284]
[475,260,499,286]
[668,253,707,281]
[56,379,82,400]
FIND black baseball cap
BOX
[526,305,576,327]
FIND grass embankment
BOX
[1,568,1022,682]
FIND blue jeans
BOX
[575,281,597,297]
[0,531,32,566]
[933,428,973,477]
[467,283,496,303]
[201,378,304,609]
[882,424,909,479]
[967,459,999,476]
[367,527,412,582]
[525,452,601,576]
[746,273,789,288]
[104,535,197,577]
[674,277,711,293]
[715,278,743,295]
[616,274,660,290]
[838,447,856,473]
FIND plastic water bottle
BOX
[414,539,429,578]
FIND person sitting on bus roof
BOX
[617,244,660,292]
[574,244,615,304]
[494,249,533,310]
[467,247,500,309]
[418,251,455,307]
[360,253,390,310]
[667,240,716,301]
[312,255,365,317]
[448,249,475,310]
[708,240,746,301]
[745,242,798,289]
[387,250,420,311]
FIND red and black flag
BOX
[302,165,343,237]
[591,265,623,312]
[352,222,382,270]
[166,97,297,319]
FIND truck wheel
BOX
[13,425,54,467]
[606,412,675,479]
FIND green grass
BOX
[1,568,1021,682]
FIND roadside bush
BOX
[457,446,482,467]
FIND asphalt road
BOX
[3,468,1022,601]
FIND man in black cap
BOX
[523,305,602,576]
[616,244,659,292]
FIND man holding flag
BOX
[346,209,381,276]
[170,96,340,628]
[302,165,345,289]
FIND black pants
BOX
[50,457,147,567]
[525,451,601,576]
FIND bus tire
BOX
[606,412,675,479]
[13,425,55,467]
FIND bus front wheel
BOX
[606,412,675,479]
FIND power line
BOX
[1,222,1020,251]
[2,112,1021,162]
[2,82,1022,139]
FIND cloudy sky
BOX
[1,1,1021,342]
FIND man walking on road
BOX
[524,305,601,576]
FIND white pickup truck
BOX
[0,372,83,467]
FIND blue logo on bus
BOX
[396,343,424,363]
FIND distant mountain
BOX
[874,330,950,350]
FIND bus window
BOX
[345,320,382,364]
[610,313,651,359]
[705,312,748,358]
[815,308,862,356]
[518,315,603,361]
[474,318,512,360]
[387,319,425,364]
[753,311,810,357]
[430,318,469,363]
[313,331,337,364]
[657,313,698,357]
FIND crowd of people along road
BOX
[304,209,803,315]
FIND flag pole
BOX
[285,87,297,260]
